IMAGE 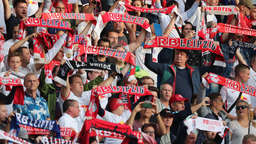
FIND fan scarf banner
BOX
[19,125,76,138]
[101,12,151,32]
[184,116,225,134]
[144,37,223,56]
[40,136,74,144]
[79,45,136,66]
[41,13,96,21]
[205,73,256,97]
[204,6,238,15]
[0,77,23,86]
[24,18,72,30]
[125,3,175,14]
[0,130,31,144]
[79,119,143,144]
[13,113,61,137]
[217,23,256,37]
[94,86,152,96]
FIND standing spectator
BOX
[156,83,173,112]
[229,100,256,144]
[13,73,50,120]
[58,99,80,139]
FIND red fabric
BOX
[144,37,223,56]
[78,45,136,65]
[101,12,150,32]
[13,86,25,105]
[125,3,175,14]
[41,13,96,21]
[205,73,256,97]
[79,119,143,144]
[24,18,72,30]
[217,23,256,37]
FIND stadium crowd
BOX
[1,0,256,143]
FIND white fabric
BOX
[229,120,256,144]
[0,0,6,33]
[220,86,253,116]
[103,110,131,144]
[3,39,29,56]
[58,113,80,133]
[27,0,39,17]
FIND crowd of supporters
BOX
[1,0,256,143]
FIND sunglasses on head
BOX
[236,105,248,111]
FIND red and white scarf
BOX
[24,18,72,30]
[204,6,238,15]
[78,45,136,65]
[205,73,256,97]
[144,37,223,56]
[101,12,151,32]
[125,3,175,14]
[217,23,256,36]
[0,130,31,144]
[41,13,96,21]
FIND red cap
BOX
[170,94,188,103]
[109,98,125,111]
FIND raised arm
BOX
[163,13,177,37]
[144,53,167,75]
[9,33,37,54]
[3,0,12,20]
[129,28,147,53]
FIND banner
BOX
[217,23,256,37]
[94,86,152,96]
[42,13,96,21]
[19,125,76,138]
[24,18,72,30]
[14,113,61,137]
[205,73,256,97]
[101,12,151,32]
[79,119,143,144]
[184,116,225,134]
[41,136,73,144]
[79,45,136,65]
[144,37,223,56]
[0,77,23,86]
[125,3,175,14]
[0,129,31,144]
[204,6,238,15]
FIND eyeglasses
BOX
[236,105,248,111]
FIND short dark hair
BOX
[209,93,221,101]
[182,21,196,31]
[107,29,119,36]
[148,86,159,93]
[97,38,110,47]
[7,51,21,63]
[235,64,250,77]
[69,74,82,85]
[142,123,156,132]
[13,0,27,8]
[17,46,28,54]
[140,76,154,85]
[63,99,77,112]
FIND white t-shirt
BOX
[58,113,80,134]
[103,110,131,144]
[220,86,252,116]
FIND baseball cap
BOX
[109,98,125,111]
[240,0,254,9]
[170,94,188,103]
[160,109,175,117]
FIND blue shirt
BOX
[13,93,50,120]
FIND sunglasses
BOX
[236,105,248,111]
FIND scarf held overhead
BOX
[144,37,223,56]
[204,6,238,15]
[217,23,256,37]
[205,73,256,97]
[79,45,136,65]
[101,12,151,32]
[125,3,175,14]
[24,18,72,30]
[41,13,96,21]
